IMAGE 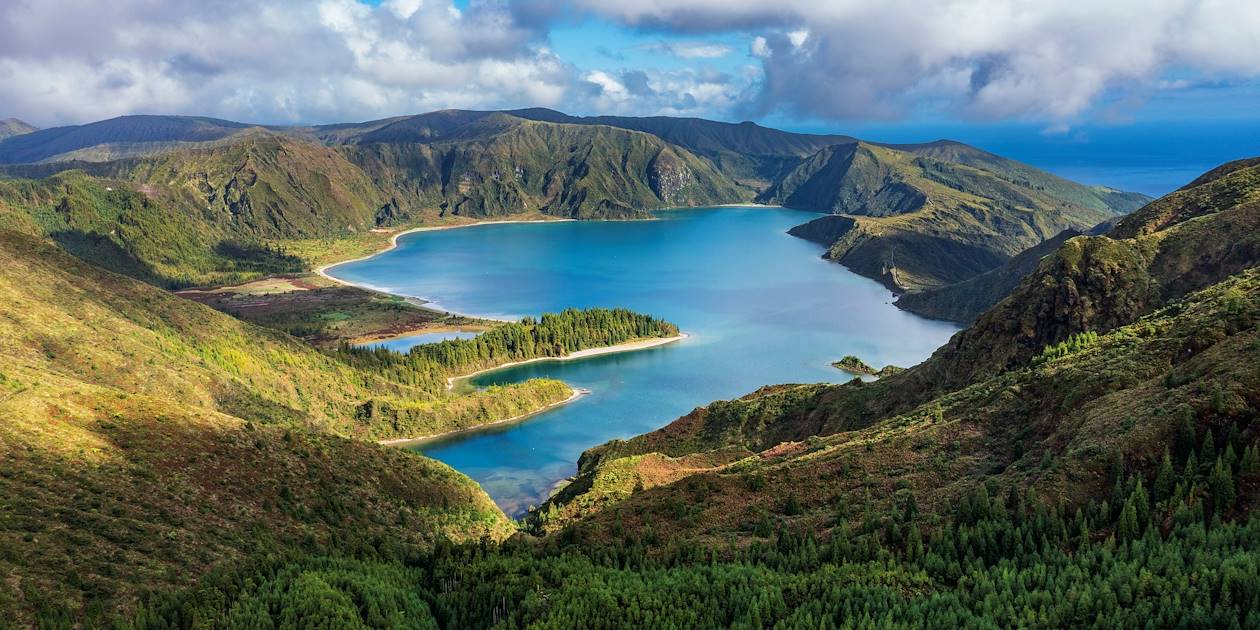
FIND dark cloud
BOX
[673,93,697,109]
[621,70,655,97]
[166,54,224,79]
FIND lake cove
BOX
[326,207,959,516]
[357,330,480,352]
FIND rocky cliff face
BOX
[647,148,695,205]
[337,117,743,220]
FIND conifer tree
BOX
[1154,449,1175,502]
[1130,480,1150,527]
[1200,430,1216,466]
[1210,456,1236,513]
[1116,502,1139,541]
[1240,445,1260,476]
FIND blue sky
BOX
[537,6,1260,195]
[2,0,1258,194]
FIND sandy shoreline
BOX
[315,218,576,291]
[314,215,692,446]
[378,387,591,447]
[445,333,689,391]
[378,334,688,447]
[309,219,690,446]
[314,219,577,324]
[315,207,783,293]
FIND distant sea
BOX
[801,119,1260,198]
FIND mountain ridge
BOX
[774,141,1145,291]
[0,105,1253,625]
[535,156,1260,545]
[0,109,1150,300]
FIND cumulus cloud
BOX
[572,0,1260,121]
[2,0,1258,125]
[579,66,753,116]
[0,0,570,125]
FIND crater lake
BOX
[327,207,959,515]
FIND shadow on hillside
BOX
[214,239,305,276]
[50,229,166,286]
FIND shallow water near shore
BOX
[327,207,959,516]
[357,330,479,352]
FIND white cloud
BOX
[2,0,1258,125]
[573,0,1260,121]
[786,29,808,49]
[0,0,569,125]
[750,37,770,59]
[584,70,630,102]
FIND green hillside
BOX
[0,231,523,624]
[0,230,581,442]
[338,114,744,219]
[907,156,1260,395]
[0,132,389,288]
[6,110,1218,627]
[892,140,1150,213]
[0,379,513,626]
[773,142,1146,291]
[0,228,694,623]
[893,228,1083,322]
[0,115,252,163]
[506,108,857,190]
[539,157,1260,543]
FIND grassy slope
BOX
[0,230,572,441]
[339,115,745,219]
[0,116,745,289]
[505,107,858,191]
[893,228,1082,322]
[774,142,1141,291]
[0,367,513,625]
[540,257,1260,541]
[0,236,529,624]
[907,157,1260,396]
[177,274,486,347]
[539,157,1260,537]
[0,130,386,289]
[892,140,1149,214]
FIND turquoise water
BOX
[327,208,959,516]
[357,330,479,352]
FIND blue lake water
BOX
[357,330,479,352]
[327,208,959,516]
